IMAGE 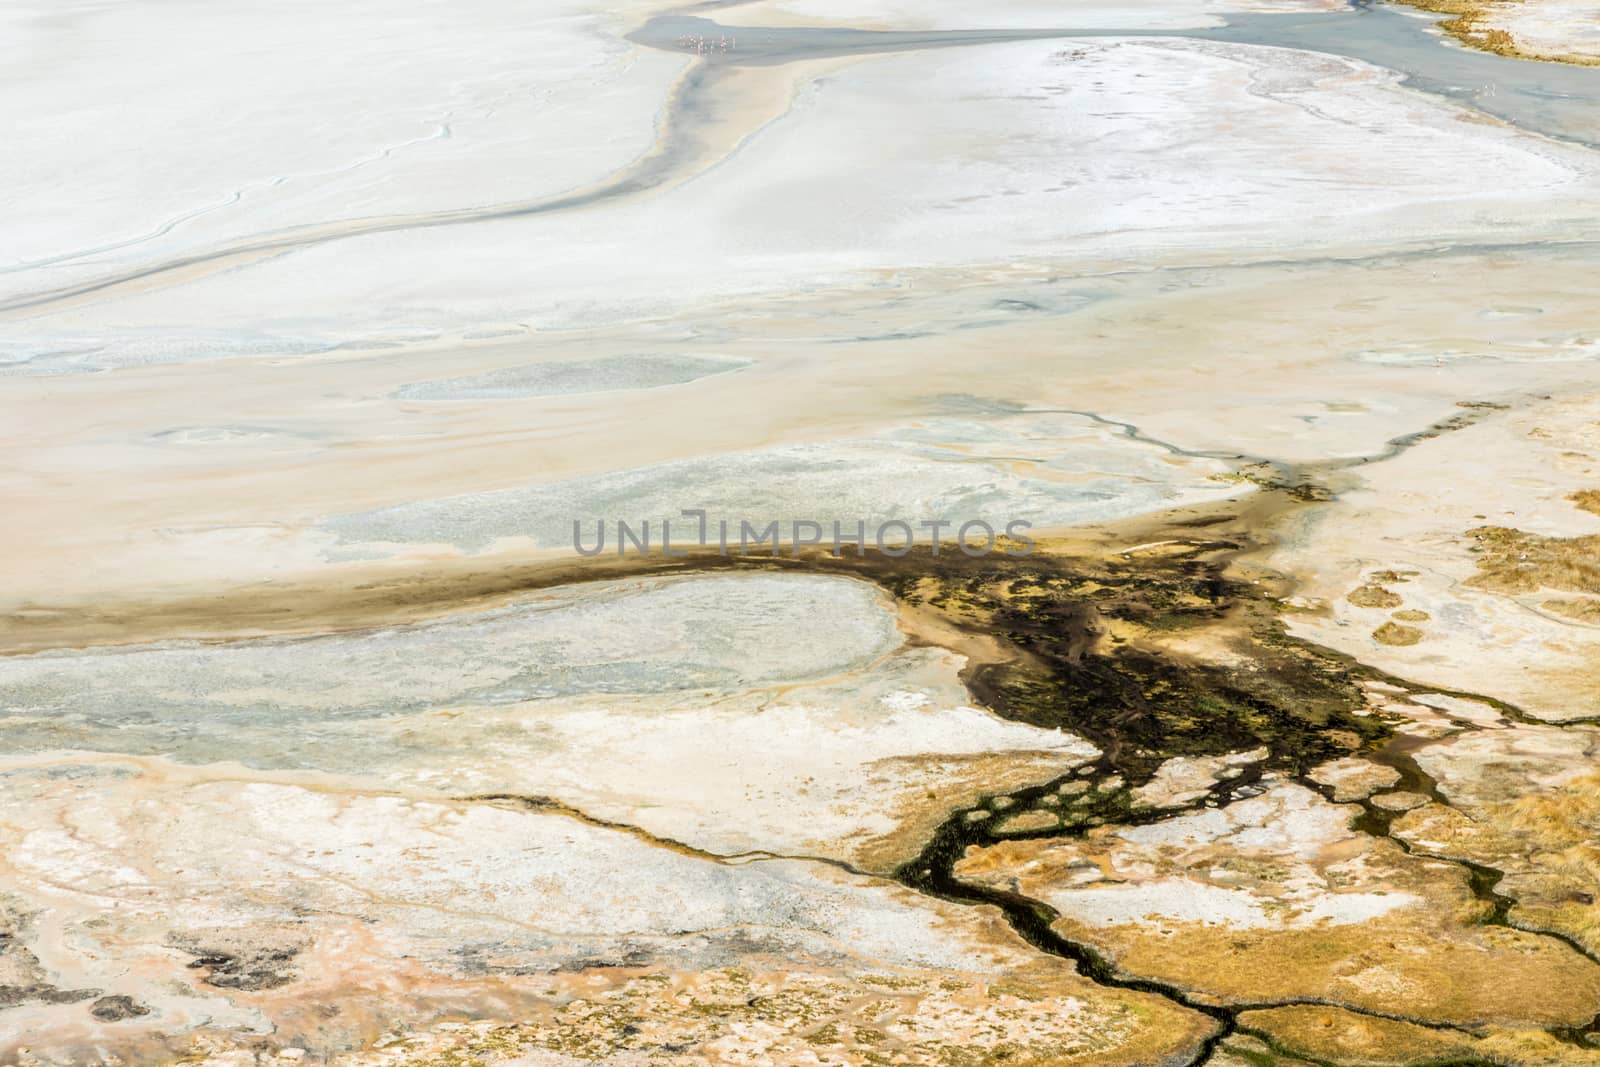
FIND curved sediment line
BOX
[0,126,453,279]
[0,19,1091,318]
[463,791,885,879]
[0,59,740,316]
[0,397,1521,657]
[1024,385,1524,500]
[2,19,1094,318]
[9,5,1600,319]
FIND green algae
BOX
[808,539,1385,785]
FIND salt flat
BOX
[7,7,1600,615]
[6,0,1600,1062]
[741,0,1347,30]
[9,30,1599,363]
[1276,388,1600,721]
[0,572,1097,870]
[1,0,685,302]
[0,762,1209,1063]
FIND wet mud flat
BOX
[5,396,1591,1062]
[556,494,1590,1057]
[0,485,1373,1065]
[805,507,1600,1060]
[9,481,1596,1061]
[802,511,1383,786]
[0,481,1392,781]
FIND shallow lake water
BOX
[633,4,1600,146]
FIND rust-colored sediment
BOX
[1391,0,1600,66]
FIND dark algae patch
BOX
[803,508,1383,1061]
[706,485,1584,1060]
[169,933,306,991]
[7,401,1566,1062]
[787,522,1387,786]
[674,498,1403,1058]
[89,994,152,1021]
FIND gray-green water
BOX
[1201,8,1600,148]
[631,5,1600,148]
